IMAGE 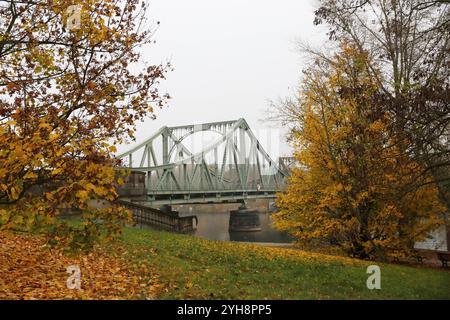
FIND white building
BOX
[414,225,449,251]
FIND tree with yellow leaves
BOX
[0,0,169,249]
[274,44,446,260]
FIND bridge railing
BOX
[117,199,197,233]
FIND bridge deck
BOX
[120,190,277,206]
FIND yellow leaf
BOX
[76,190,89,200]
[38,122,52,130]
[51,168,63,175]
[85,183,96,191]
[23,171,38,180]
[10,187,19,200]
[93,186,108,196]
[0,209,9,221]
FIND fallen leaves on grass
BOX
[0,231,157,300]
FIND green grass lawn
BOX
[116,227,450,300]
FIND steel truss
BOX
[116,119,287,205]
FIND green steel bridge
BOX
[116,118,295,206]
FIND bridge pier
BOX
[159,204,180,217]
[229,203,261,232]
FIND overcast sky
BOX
[118,0,327,158]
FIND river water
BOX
[177,204,293,244]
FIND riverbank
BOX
[236,241,294,248]
[1,227,449,299]
[118,227,450,299]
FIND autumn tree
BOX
[273,45,445,259]
[0,0,169,248]
[312,0,450,216]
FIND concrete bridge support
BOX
[229,202,261,232]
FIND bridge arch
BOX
[168,127,225,163]
[116,119,288,206]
